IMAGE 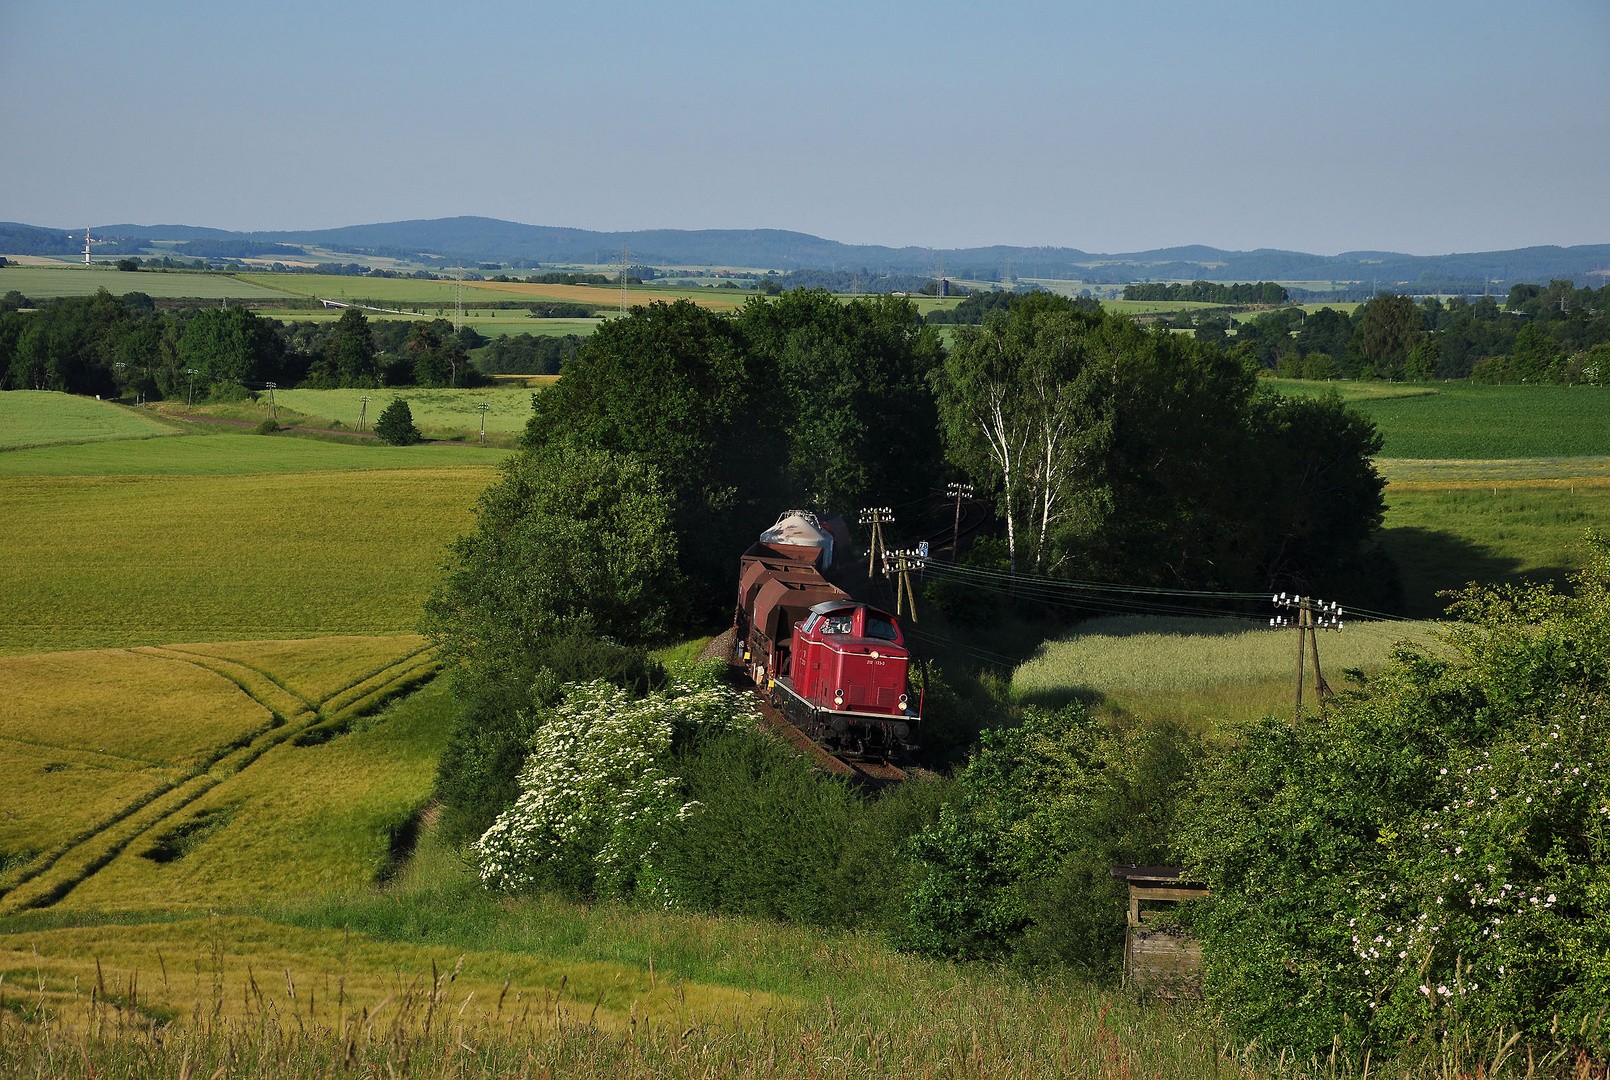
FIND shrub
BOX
[374,398,421,444]
[1177,537,1610,1062]
[433,632,664,845]
[651,727,856,920]
[255,418,281,435]
[471,667,752,898]
[903,704,1200,971]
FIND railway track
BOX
[747,687,908,788]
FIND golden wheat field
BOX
[0,636,438,914]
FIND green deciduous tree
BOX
[175,305,286,390]
[521,300,785,617]
[304,307,381,387]
[737,289,944,514]
[424,443,681,682]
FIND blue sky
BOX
[2,0,1606,254]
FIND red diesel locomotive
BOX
[733,511,918,757]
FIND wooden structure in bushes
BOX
[1110,865,1209,998]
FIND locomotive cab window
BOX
[821,610,854,635]
[864,613,899,642]
[801,614,822,634]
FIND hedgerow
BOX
[1178,537,1610,1061]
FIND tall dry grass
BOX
[1012,615,1443,728]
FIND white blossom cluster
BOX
[471,673,753,895]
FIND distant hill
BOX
[4,217,1608,288]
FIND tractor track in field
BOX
[0,644,437,913]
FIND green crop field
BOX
[1013,614,1441,727]
[0,635,438,911]
[1266,379,1610,458]
[0,265,294,300]
[0,429,507,476]
[0,460,496,653]
[252,307,604,339]
[1381,478,1610,616]
[0,390,183,448]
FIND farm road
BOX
[0,640,436,914]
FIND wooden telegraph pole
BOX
[883,548,927,622]
[1271,593,1343,723]
[476,402,491,445]
[358,396,371,432]
[946,481,974,561]
[860,507,894,579]
[265,382,278,423]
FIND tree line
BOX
[1206,280,1610,382]
[0,290,500,396]
[1122,280,1289,304]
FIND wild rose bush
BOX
[1179,539,1610,1061]
[472,668,753,897]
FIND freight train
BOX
[733,511,919,758]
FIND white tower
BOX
[83,225,92,265]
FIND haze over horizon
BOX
[3,0,1607,257]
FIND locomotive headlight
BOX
[898,693,908,707]
[834,688,844,706]
[869,650,880,660]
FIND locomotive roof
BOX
[808,599,895,619]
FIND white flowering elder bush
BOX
[472,670,752,897]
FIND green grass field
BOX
[1381,479,1610,616]
[0,390,182,448]
[161,386,542,439]
[1267,379,1610,458]
[1013,614,1441,727]
[0,265,294,300]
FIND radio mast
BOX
[619,245,630,315]
[83,225,92,265]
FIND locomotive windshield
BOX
[820,610,855,635]
[864,614,899,641]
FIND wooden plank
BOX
[1129,885,1209,902]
